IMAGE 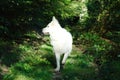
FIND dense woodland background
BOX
[0,0,120,80]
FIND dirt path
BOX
[52,71,62,80]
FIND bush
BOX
[79,32,113,65]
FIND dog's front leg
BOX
[54,53,60,72]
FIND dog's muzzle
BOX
[42,28,49,35]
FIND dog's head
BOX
[42,16,61,35]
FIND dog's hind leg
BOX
[62,52,70,65]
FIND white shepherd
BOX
[42,16,72,71]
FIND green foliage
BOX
[86,0,120,34]
[99,61,120,80]
[0,0,120,80]
[79,32,114,65]
[4,62,52,80]
[61,50,98,80]
[2,38,53,80]
[0,39,21,66]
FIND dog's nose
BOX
[41,28,45,34]
[42,28,44,33]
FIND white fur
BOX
[42,16,72,71]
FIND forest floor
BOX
[0,32,120,80]
[0,37,98,80]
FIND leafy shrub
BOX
[3,40,53,80]
[0,39,21,66]
[99,61,120,80]
[79,32,113,65]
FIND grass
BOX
[61,49,98,80]
[1,38,53,80]
[1,40,98,80]
[0,32,120,80]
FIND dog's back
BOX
[50,28,72,54]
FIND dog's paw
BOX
[54,68,60,72]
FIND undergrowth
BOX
[0,32,120,80]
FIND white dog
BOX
[42,16,72,71]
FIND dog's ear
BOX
[52,16,60,27]
[52,16,59,24]
[51,16,61,28]
[52,16,56,21]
